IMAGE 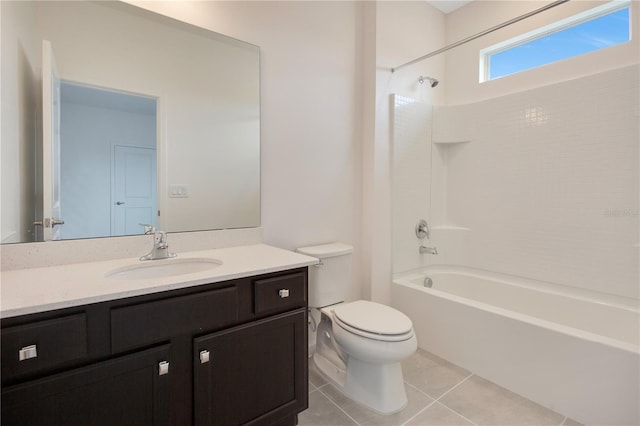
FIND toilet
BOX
[297,243,417,415]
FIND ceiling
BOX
[426,1,473,14]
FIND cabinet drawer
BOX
[2,344,171,426]
[254,272,307,315]
[1,313,88,383]
[111,286,238,353]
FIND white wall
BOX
[2,1,366,306]
[432,65,639,300]
[389,0,639,302]
[8,0,634,306]
[366,1,446,303]
[130,1,449,305]
[0,1,38,243]
[445,0,640,104]
[391,96,433,274]
[131,1,365,301]
[432,1,639,301]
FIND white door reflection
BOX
[40,40,62,241]
[113,145,157,236]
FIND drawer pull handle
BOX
[158,361,170,376]
[200,350,210,364]
[278,289,290,298]
[19,345,38,361]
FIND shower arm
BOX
[391,0,570,73]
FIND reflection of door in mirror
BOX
[59,82,157,240]
[39,40,62,241]
[113,146,157,236]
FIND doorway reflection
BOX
[60,82,157,239]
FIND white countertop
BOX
[0,244,318,319]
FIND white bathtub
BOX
[391,266,639,426]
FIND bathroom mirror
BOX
[1,1,260,243]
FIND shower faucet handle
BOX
[415,219,430,240]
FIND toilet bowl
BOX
[313,300,417,414]
[297,243,417,414]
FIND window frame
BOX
[479,0,631,82]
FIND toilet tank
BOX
[296,243,353,308]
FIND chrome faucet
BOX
[140,224,177,261]
[419,245,438,255]
[416,219,438,255]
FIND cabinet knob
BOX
[19,344,38,361]
[278,289,290,298]
[200,350,210,364]
[158,360,170,376]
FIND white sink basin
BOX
[106,258,222,280]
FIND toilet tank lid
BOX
[296,242,353,259]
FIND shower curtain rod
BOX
[391,0,571,73]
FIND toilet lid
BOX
[332,300,413,336]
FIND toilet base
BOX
[343,358,408,415]
[313,352,409,415]
[313,352,346,388]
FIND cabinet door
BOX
[1,345,171,426]
[194,309,307,426]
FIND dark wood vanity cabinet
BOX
[194,309,307,426]
[1,268,308,426]
[2,345,171,426]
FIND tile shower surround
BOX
[300,349,584,426]
[392,64,639,301]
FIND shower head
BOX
[418,75,439,88]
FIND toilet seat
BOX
[332,300,414,342]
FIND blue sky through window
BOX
[488,7,630,80]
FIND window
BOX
[480,1,631,82]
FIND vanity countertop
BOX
[0,244,318,319]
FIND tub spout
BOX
[420,246,438,255]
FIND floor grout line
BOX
[316,386,362,426]
[400,393,437,425]
[434,372,474,403]
[400,381,438,425]
[306,354,580,426]
[401,373,477,426]
[403,380,435,400]
[425,373,478,425]
[399,370,475,426]
[313,382,328,390]
[433,400,479,426]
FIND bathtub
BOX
[391,266,639,426]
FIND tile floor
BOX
[299,349,583,426]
